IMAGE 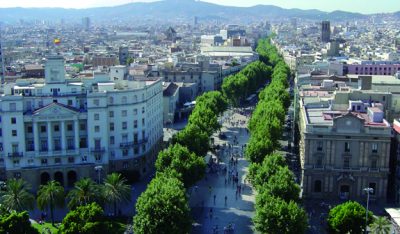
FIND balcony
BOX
[90,147,105,153]
[119,138,148,148]
[8,152,24,158]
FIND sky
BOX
[0,0,398,14]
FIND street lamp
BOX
[95,165,103,184]
[364,187,374,234]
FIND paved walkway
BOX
[189,108,256,234]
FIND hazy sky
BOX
[0,0,398,14]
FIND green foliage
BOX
[0,211,39,234]
[369,216,391,234]
[0,178,35,212]
[195,91,227,115]
[103,173,131,216]
[253,194,307,234]
[172,125,210,157]
[188,106,220,136]
[67,178,103,210]
[37,180,65,226]
[58,202,121,234]
[133,176,192,234]
[327,201,373,234]
[155,144,206,188]
[262,166,300,202]
[248,153,286,188]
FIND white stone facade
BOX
[0,56,163,189]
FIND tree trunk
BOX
[114,200,117,216]
[50,202,55,226]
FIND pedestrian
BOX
[225,195,227,206]
[209,208,213,219]
[224,177,227,186]
[213,194,216,204]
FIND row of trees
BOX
[245,38,308,234]
[222,61,272,106]
[0,173,131,232]
[133,91,227,233]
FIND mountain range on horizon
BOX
[0,0,398,24]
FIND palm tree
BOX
[37,180,65,226]
[67,178,101,209]
[0,178,34,212]
[369,216,391,234]
[103,173,131,215]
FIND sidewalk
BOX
[189,108,256,234]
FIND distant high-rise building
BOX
[0,24,5,84]
[119,46,129,65]
[82,17,90,31]
[321,21,331,43]
[193,16,198,26]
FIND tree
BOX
[103,173,131,216]
[369,216,391,234]
[262,166,300,202]
[37,180,65,226]
[0,211,39,234]
[67,178,102,210]
[172,124,210,156]
[248,153,287,188]
[253,193,308,234]
[0,178,34,212]
[155,144,206,187]
[58,202,122,234]
[245,134,274,163]
[327,201,373,234]
[133,176,192,234]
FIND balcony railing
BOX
[90,147,106,153]
[120,138,148,148]
[8,152,24,158]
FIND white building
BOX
[0,56,163,189]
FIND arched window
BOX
[134,95,138,102]
[108,96,114,104]
[314,180,322,193]
[122,96,127,104]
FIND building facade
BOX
[0,56,163,190]
[321,21,331,43]
[299,101,391,201]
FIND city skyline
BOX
[0,0,399,14]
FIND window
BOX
[27,126,33,133]
[369,183,376,195]
[314,180,322,193]
[142,144,146,152]
[110,136,115,145]
[122,122,127,130]
[123,149,129,156]
[14,172,21,178]
[41,159,48,165]
[94,113,99,121]
[81,156,87,162]
[54,125,59,132]
[344,142,350,152]
[80,138,87,148]
[108,97,114,104]
[80,123,86,131]
[68,100,73,106]
[316,157,323,167]
[134,147,139,154]
[371,158,378,169]
[142,118,145,126]
[343,157,350,169]
[12,130,17,136]
[93,99,99,106]
[55,158,61,164]
[109,123,114,131]
[95,126,100,132]
[67,124,73,131]
[317,141,323,151]
[142,107,145,114]
[68,157,75,163]
[109,111,114,118]
[54,139,61,150]
[133,109,138,115]
[134,120,138,128]
[372,143,378,153]
[67,138,74,149]
[41,140,48,151]
[122,96,127,104]
[122,134,128,142]
[11,117,16,124]
[95,154,101,161]
[123,161,129,169]
[122,110,127,117]
[41,126,46,133]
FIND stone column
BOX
[61,121,66,151]
[47,122,53,151]
[33,121,39,152]
[74,120,80,150]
